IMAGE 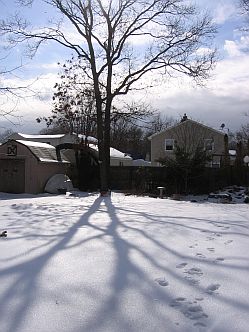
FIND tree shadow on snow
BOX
[0,194,249,332]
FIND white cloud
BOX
[213,3,237,25]
[224,35,249,57]
[224,40,242,57]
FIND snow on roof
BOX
[17,140,55,149]
[77,134,98,143]
[16,133,66,139]
[16,140,69,163]
[89,144,132,159]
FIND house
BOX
[0,140,69,194]
[148,115,229,167]
[8,132,132,166]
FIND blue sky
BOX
[0,0,249,134]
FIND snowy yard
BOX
[0,191,249,332]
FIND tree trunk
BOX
[95,98,111,194]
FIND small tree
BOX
[158,145,211,194]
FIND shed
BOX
[0,140,70,194]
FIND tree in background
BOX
[239,0,249,32]
[1,0,216,192]
[0,63,36,124]
[37,57,97,138]
[0,128,14,143]
[241,0,249,14]
[38,56,153,149]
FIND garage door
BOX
[0,159,25,193]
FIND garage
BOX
[0,140,70,194]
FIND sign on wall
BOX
[7,144,17,156]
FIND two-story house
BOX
[148,115,229,167]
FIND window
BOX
[204,139,214,151]
[165,139,175,151]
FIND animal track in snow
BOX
[225,240,233,245]
[196,253,206,259]
[183,305,208,320]
[170,297,186,307]
[176,262,188,269]
[194,322,207,327]
[214,257,225,263]
[155,277,169,287]
[205,283,220,294]
[195,297,204,301]
[184,276,200,285]
[184,267,203,276]
[170,297,208,324]
[207,247,215,252]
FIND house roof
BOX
[13,133,66,139]
[9,132,98,144]
[16,140,70,163]
[147,119,226,140]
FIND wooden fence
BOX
[109,166,249,195]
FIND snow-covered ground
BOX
[0,191,249,332]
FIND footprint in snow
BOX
[183,305,208,320]
[207,247,215,252]
[184,267,203,276]
[196,253,206,259]
[205,283,220,294]
[176,262,188,269]
[170,297,186,307]
[224,240,233,245]
[189,244,198,248]
[195,297,204,301]
[155,278,169,287]
[194,322,207,327]
[213,257,225,263]
[170,297,208,324]
[184,276,200,285]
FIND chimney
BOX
[180,113,188,122]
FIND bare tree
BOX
[0,0,217,193]
[241,0,249,13]
[0,58,38,124]
[37,57,98,137]
[38,56,152,141]
[0,128,14,142]
[239,0,249,31]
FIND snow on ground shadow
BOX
[0,191,249,332]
